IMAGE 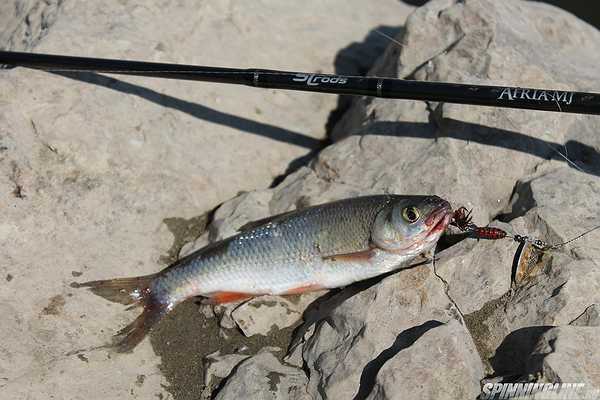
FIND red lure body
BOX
[472,226,507,240]
[451,207,508,240]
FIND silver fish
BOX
[80,194,452,351]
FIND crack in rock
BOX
[9,160,25,199]
[1,0,64,51]
[568,304,600,326]
[433,257,465,321]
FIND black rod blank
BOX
[2,50,600,115]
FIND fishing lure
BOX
[451,207,599,250]
[471,227,507,240]
[450,207,474,232]
[450,207,600,285]
[451,207,508,240]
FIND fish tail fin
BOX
[76,273,168,352]
[76,274,158,305]
[111,297,168,352]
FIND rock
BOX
[433,220,514,315]
[0,0,64,51]
[570,305,600,327]
[0,1,416,399]
[213,350,309,400]
[179,231,210,259]
[212,290,325,337]
[462,166,600,377]
[508,166,600,325]
[301,265,484,399]
[203,351,250,388]
[507,167,600,263]
[364,319,485,400]
[4,0,600,399]
[231,292,325,337]
[209,190,274,242]
[283,340,306,369]
[194,0,600,397]
[327,0,600,224]
[528,326,600,389]
[214,303,239,330]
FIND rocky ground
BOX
[2,0,600,399]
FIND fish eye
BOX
[402,206,420,224]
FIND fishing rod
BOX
[2,50,600,115]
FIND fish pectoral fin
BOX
[202,291,254,305]
[322,248,375,262]
[407,251,435,267]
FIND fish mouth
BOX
[425,202,453,238]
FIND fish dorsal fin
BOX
[237,210,297,232]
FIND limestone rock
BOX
[301,266,484,399]
[209,190,274,242]
[570,305,600,327]
[507,166,600,326]
[462,166,600,377]
[365,319,486,400]
[0,0,64,51]
[528,327,600,389]
[4,0,600,399]
[214,350,309,400]
[0,1,415,399]
[433,221,514,315]
[203,351,251,388]
[198,0,600,397]
[329,0,600,225]
[231,292,325,337]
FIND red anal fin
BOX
[203,291,254,305]
[322,249,375,262]
[282,284,325,295]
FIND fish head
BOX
[372,195,452,255]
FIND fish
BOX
[79,194,452,352]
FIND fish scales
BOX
[79,194,452,351]
[155,195,394,301]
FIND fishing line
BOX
[503,114,589,174]
[373,29,406,49]
[510,225,600,251]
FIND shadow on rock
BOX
[51,70,332,190]
[400,0,428,6]
[326,25,404,137]
[269,147,324,188]
[288,259,435,354]
[359,118,600,179]
[353,320,445,400]
[277,24,405,186]
[51,71,324,150]
[489,326,553,379]
[288,242,462,355]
